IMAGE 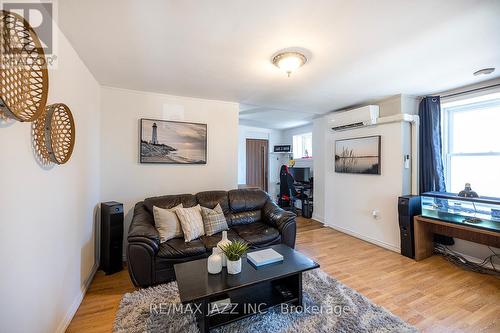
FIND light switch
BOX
[404,154,410,169]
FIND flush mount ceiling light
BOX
[473,68,495,76]
[272,51,307,77]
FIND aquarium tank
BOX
[421,192,500,233]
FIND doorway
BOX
[246,139,269,191]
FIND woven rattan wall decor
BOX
[0,10,49,122]
[32,103,75,165]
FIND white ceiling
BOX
[58,0,500,128]
[239,104,315,129]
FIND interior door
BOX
[246,139,269,191]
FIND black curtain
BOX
[419,96,453,245]
[419,96,446,193]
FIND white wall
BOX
[100,87,239,254]
[280,124,314,210]
[281,124,314,170]
[325,122,411,251]
[320,96,413,251]
[237,124,315,202]
[281,124,313,141]
[237,125,285,200]
[312,118,326,222]
[0,24,101,333]
[314,94,499,264]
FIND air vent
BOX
[331,122,365,131]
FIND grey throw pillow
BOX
[201,203,229,236]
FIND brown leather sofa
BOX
[127,189,297,287]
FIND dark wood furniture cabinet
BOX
[174,244,319,332]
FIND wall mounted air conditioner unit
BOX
[330,105,379,131]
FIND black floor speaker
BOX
[398,195,421,259]
[100,201,124,274]
[302,199,313,219]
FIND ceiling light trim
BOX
[473,68,495,76]
[272,51,307,77]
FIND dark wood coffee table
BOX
[174,244,319,332]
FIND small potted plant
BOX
[220,240,249,275]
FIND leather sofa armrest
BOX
[127,202,160,287]
[128,202,160,253]
[263,200,297,248]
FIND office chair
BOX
[278,165,298,214]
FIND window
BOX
[292,132,312,159]
[442,93,500,197]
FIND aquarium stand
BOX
[413,215,500,261]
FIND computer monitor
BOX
[289,167,311,183]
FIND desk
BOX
[294,183,311,190]
[275,182,313,217]
[275,182,312,197]
[413,215,500,261]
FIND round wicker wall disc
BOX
[0,10,49,122]
[33,103,75,165]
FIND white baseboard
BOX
[311,214,324,223]
[55,262,99,333]
[325,222,400,253]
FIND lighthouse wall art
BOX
[140,118,207,164]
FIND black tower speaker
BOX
[398,195,421,259]
[100,201,124,274]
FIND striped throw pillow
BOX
[201,203,228,236]
[176,205,205,242]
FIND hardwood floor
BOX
[67,217,500,332]
[67,267,134,332]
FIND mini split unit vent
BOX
[330,105,380,131]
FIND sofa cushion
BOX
[228,210,262,226]
[157,238,206,259]
[201,204,229,236]
[228,189,268,213]
[176,205,205,242]
[144,194,197,214]
[196,191,230,215]
[153,204,184,242]
[232,222,280,246]
[200,229,244,250]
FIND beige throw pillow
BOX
[201,204,228,236]
[176,204,205,242]
[153,204,183,243]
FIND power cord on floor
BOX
[434,244,500,278]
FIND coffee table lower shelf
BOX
[194,272,303,332]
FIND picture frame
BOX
[140,118,207,164]
[334,135,381,174]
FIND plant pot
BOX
[226,258,242,275]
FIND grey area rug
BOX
[114,269,417,333]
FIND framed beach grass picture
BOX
[140,118,207,164]
[335,136,381,174]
